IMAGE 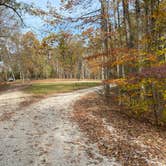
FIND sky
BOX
[17,0,100,39]
[17,0,61,38]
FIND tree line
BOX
[83,0,166,125]
[60,0,166,125]
[0,30,99,81]
[0,0,166,125]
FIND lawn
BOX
[24,82,101,95]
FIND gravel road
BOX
[0,87,119,166]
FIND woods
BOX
[0,0,166,124]
[0,31,92,81]
[80,0,166,125]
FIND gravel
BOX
[0,87,118,166]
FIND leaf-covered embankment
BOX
[73,93,166,165]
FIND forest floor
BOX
[73,93,166,165]
[0,85,165,165]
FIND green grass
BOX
[24,82,101,95]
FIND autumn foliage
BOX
[84,0,166,125]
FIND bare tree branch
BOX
[0,3,25,25]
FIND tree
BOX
[58,0,113,94]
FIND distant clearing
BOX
[23,81,101,96]
[0,79,101,95]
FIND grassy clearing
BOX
[24,82,101,95]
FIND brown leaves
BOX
[72,93,166,165]
[82,27,94,36]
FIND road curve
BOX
[0,87,119,166]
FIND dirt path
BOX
[0,87,118,166]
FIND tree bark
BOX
[122,0,133,48]
[100,0,110,96]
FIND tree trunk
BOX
[135,0,142,53]
[100,0,110,96]
[122,0,133,48]
[152,83,159,126]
